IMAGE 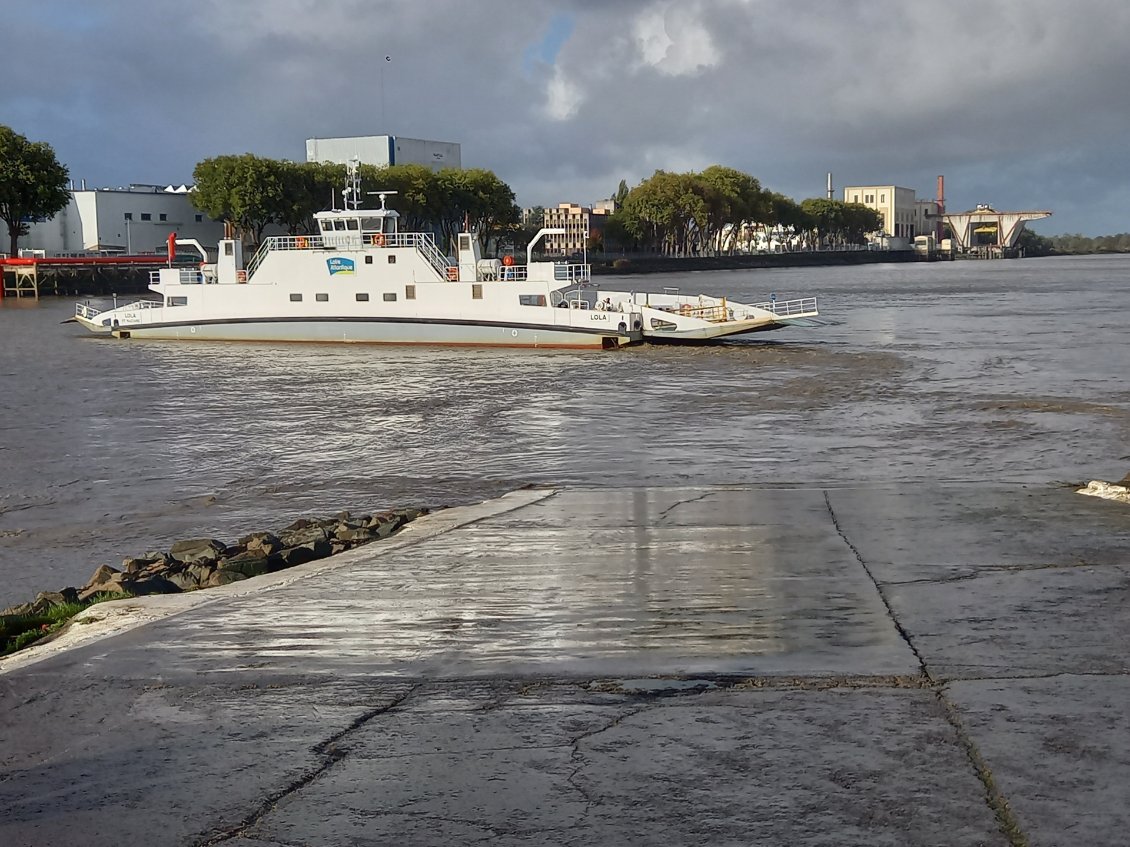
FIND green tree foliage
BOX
[1042,232,1130,254]
[191,154,285,244]
[799,198,881,247]
[0,125,70,257]
[615,167,777,256]
[191,155,519,253]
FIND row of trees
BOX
[190,155,519,250]
[601,167,883,256]
[16,123,1128,261]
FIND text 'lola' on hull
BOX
[73,171,820,349]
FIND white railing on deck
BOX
[150,268,203,285]
[749,296,818,317]
[244,231,450,281]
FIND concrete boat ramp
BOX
[2,484,1129,846]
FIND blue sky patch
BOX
[522,13,575,75]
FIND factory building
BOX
[0,184,223,257]
[305,135,461,171]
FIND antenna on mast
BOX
[343,157,362,211]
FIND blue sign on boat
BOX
[326,257,355,276]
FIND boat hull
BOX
[108,317,635,349]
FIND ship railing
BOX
[150,268,204,286]
[75,302,103,320]
[244,231,450,281]
[748,296,818,317]
[553,263,590,282]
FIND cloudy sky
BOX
[6,0,1128,234]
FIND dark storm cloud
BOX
[5,0,1127,233]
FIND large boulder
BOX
[208,570,248,588]
[78,568,131,602]
[31,589,79,613]
[129,576,181,596]
[169,538,227,564]
[279,525,329,548]
[238,531,284,557]
[217,550,270,579]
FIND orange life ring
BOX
[501,255,515,266]
[370,233,385,246]
[445,266,458,281]
[295,236,308,249]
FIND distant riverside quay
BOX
[4,248,923,298]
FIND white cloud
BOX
[632,2,719,77]
[543,70,584,121]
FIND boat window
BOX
[333,220,345,231]
[519,294,547,307]
[316,293,328,302]
[166,296,188,306]
[387,255,396,264]
[224,243,234,256]
[472,284,483,300]
[141,213,151,221]
[290,293,302,302]
[405,285,416,300]
[361,218,380,231]
[383,293,396,302]
[319,220,331,233]
[346,219,359,230]
[365,255,373,265]
[356,292,370,302]
[459,234,472,251]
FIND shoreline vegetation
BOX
[0,506,428,657]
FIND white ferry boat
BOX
[73,183,820,349]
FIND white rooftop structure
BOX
[305,135,461,172]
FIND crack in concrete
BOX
[656,491,716,523]
[822,491,930,679]
[823,490,1031,847]
[884,558,1125,587]
[193,684,420,846]
[566,706,649,809]
[937,688,1030,847]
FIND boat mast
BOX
[343,157,362,211]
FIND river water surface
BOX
[1,254,1127,605]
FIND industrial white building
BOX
[842,184,941,247]
[1,184,224,256]
[305,135,461,171]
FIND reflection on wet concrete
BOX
[88,487,916,680]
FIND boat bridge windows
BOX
[519,294,547,307]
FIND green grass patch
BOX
[1,593,133,657]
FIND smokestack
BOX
[936,175,946,240]
[81,178,87,190]
[827,172,834,200]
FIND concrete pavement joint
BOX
[822,490,930,680]
[937,687,1030,847]
[194,683,421,846]
[823,490,1031,845]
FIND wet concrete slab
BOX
[248,684,1001,847]
[948,675,1130,847]
[1,483,1129,845]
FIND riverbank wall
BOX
[589,249,918,275]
